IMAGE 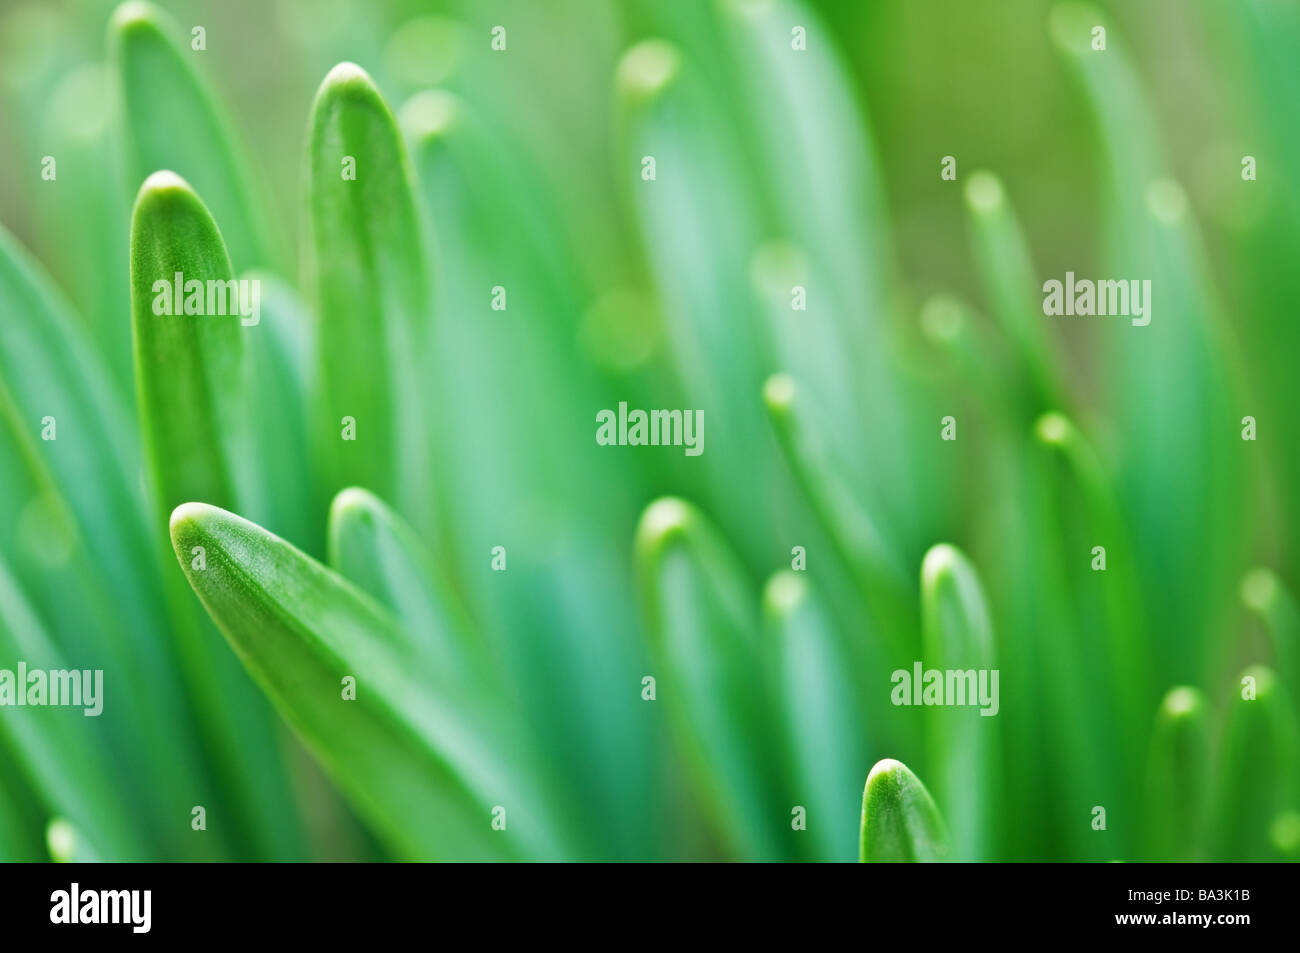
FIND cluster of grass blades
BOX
[0,0,1297,862]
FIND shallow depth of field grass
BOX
[0,0,1297,862]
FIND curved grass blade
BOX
[1143,686,1210,861]
[635,497,789,860]
[919,544,999,861]
[110,1,278,270]
[1051,2,1247,686]
[1208,665,1300,860]
[762,374,913,648]
[762,571,868,862]
[0,223,216,858]
[0,762,43,862]
[304,62,432,532]
[1240,568,1300,710]
[327,487,489,684]
[171,502,563,861]
[0,556,147,861]
[859,758,950,862]
[616,41,786,562]
[131,170,304,860]
[962,170,1063,412]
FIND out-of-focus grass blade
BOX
[1035,410,1151,820]
[716,0,920,541]
[616,41,788,563]
[0,765,43,862]
[243,270,316,552]
[110,1,278,271]
[46,818,98,863]
[1143,687,1209,861]
[762,374,913,645]
[305,62,432,532]
[636,497,789,860]
[859,758,950,862]
[962,170,1063,413]
[762,571,868,862]
[328,487,489,684]
[0,222,215,858]
[36,63,133,393]
[1209,666,1300,860]
[170,502,564,861]
[1051,2,1247,687]
[1241,569,1300,708]
[131,170,304,860]
[919,544,1000,861]
[0,556,147,861]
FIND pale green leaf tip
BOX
[762,570,807,622]
[1240,567,1279,613]
[312,61,387,116]
[860,758,949,863]
[109,0,164,37]
[1034,410,1072,447]
[634,496,697,567]
[330,486,382,522]
[169,501,219,554]
[135,168,194,202]
[399,89,461,145]
[761,372,796,416]
[964,170,1004,213]
[919,295,964,344]
[1271,811,1300,857]
[616,39,681,103]
[920,542,965,592]
[45,818,78,863]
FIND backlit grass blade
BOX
[762,373,914,654]
[1208,666,1300,860]
[0,758,43,862]
[762,571,869,862]
[110,1,278,271]
[919,544,1000,861]
[243,270,316,553]
[616,40,786,562]
[170,502,562,861]
[859,759,950,863]
[1143,686,1210,861]
[962,170,1063,412]
[131,170,304,860]
[1051,2,1247,686]
[717,0,917,535]
[304,62,433,533]
[0,555,148,861]
[0,223,215,858]
[327,487,489,684]
[1034,410,1151,822]
[635,497,789,860]
[1240,568,1300,708]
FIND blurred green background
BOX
[0,0,1297,862]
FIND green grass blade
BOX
[762,571,868,862]
[1240,568,1300,708]
[919,544,1000,861]
[616,41,786,562]
[1143,687,1210,861]
[0,556,148,861]
[859,758,950,862]
[170,502,563,861]
[962,170,1063,412]
[110,1,278,270]
[1051,2,1247,686]
[131,170,305,860]
[1209,665,1300,860]
[635,497,789,860]
[327,487,489,684]
[304,62,432,532]
[762,374,914,652]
